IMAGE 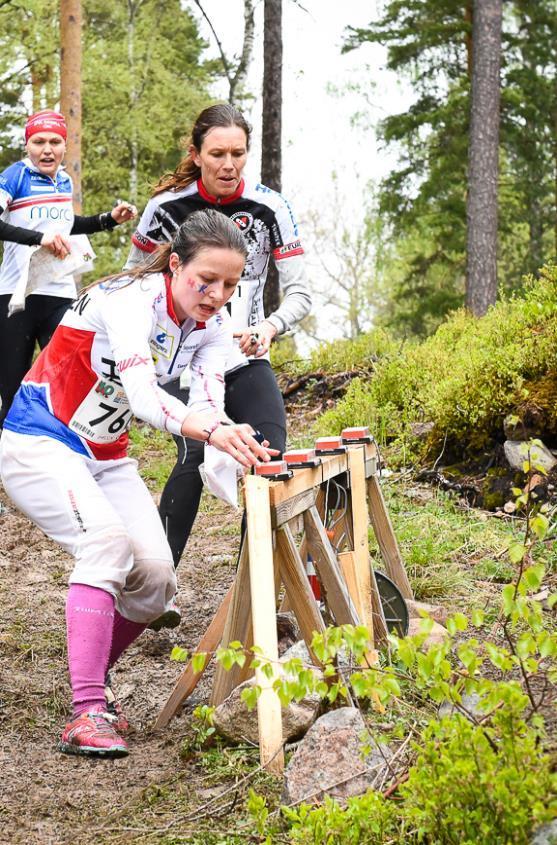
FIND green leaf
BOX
[508,543,526,565]
[530,514,549,540]
[170,646,189,663]
[471,609,485,627]
[523,564,544,592]
[192,652,208,673]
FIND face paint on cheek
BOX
[185,277,209,294]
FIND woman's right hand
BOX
[40,232,72,259]
[209,423,279,468]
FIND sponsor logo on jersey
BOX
[274,239,304,260]
[30,204,72,222]
[230,210,254,234]
[117,353,150,373]
[150,325,174,359]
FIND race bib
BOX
[68,377,133,443]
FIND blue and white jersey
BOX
[0,158,75,297]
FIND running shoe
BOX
[59,710,129,758]
[147,598,182,631]
[104,675,130,733]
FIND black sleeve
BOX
[71,211,118,235]
[0,208,43,247]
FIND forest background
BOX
[3,0,556,345]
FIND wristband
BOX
[203,420,230,444]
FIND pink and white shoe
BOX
[59,710,129,758]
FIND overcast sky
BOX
[189,1,414,219]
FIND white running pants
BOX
[0,431,176,623]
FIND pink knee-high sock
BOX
[66,584,115,718]
[108,610,147,669]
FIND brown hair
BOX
[89,209,247,292]
[153,103,251,196]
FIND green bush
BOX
[317,266,557,461]
[400,712,556,844]
[284,790,398,844]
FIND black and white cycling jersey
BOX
[126,177,311,371]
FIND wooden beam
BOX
[268,448,374,507]
[347,448,375,646]
[245,475,284,773]
[275,525,326,664]
[303,506,360,627]
[368,563,390,647]
[271,486,316,528]
[210,539,253,706]
[367,475,413,600]
[154,583,234,729]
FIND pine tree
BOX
[465,0,503,316]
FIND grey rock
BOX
[531,821,557,845]
[407,617,449,646]
[406,599,448,626]
[410,421,435,439]
[213,641,321,745]
[277,612,301,656]
[283,707,391,805]
[281,640,313,665]
[438,693,484,721]
[504,440,557,473]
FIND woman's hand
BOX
[111,202,138,224]
[234,320,278,358]
[209,423,279,468]
[40,232,72,259]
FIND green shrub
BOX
[317,266,557,460]
[284,790,398,844]
[400,712,556,844]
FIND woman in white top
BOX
[0,209,276,759]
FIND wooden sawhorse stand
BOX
[154,441,412,775]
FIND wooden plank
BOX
[367,475,413,599]
[278,486,326,613]
[336,551,384,659]
[210,539,253,706]
[276,526,326,665]
[271,487,317,528]
[154,583,234,729]
[268,452,352,506]
[245,475,284,774]
[365,455,378,478]
[347,448,375,646]
[368,564,390,648]
[303,505,360,627]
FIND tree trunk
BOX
[261,0,282,316]
[126,0,144,204]
[465,0,502,316]
[230,0,255,105]
[60,0,82,212]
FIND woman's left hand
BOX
[111,202,138,224]
[234,320,278,358]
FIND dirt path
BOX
[0,480,245,845]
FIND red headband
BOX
[25,110,67,142]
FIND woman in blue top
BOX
[0,109,136,427]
